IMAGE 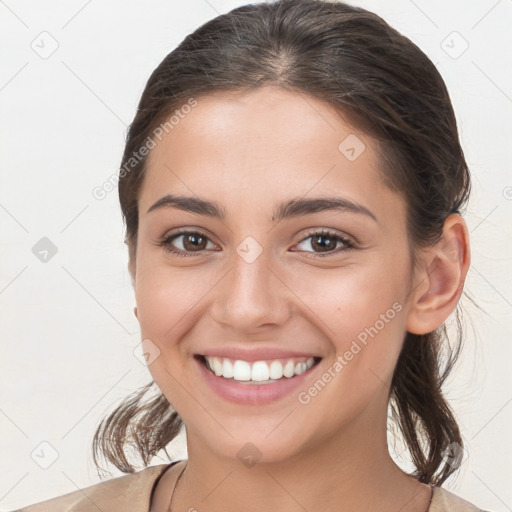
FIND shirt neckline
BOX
[149,463,436,512]
[148,460,182,511]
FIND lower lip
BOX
[195,356,321,405]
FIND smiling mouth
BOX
[195,354,322,384]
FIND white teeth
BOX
[269,360,283,379]
[283,360,295,378]
[213,357,223,376]
[204,356,317,382]
[297,362,307,375]
[251,361,270,381]
[233,360,251,381]
[222,358,234,378]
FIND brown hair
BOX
[92,0,471,486]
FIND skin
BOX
[130,86,470,512]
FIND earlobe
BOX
[134,306,138,320]
[406,214,471,335]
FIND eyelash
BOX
[157,228,356,259]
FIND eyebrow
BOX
[146,194,377,222]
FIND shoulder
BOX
[8,463,171,512]
[430,486,492,512]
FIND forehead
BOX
[139,86,404,224]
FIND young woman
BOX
[14,0,491,511]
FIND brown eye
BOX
[158,230,216,257]
[180,233,208,251]
[294,229,355,257]
[310,234,338,252]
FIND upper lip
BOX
[196,347,321,362]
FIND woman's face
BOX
[133,86,418,463]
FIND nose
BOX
[210,248,291,332]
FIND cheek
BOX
[134,262,202,341]
[133,262,203,406]
[295,260,406,337]
[290,258,408,383]
[289,266,408,430]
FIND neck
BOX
[172,406,432,512]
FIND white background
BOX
[1,1,510,510]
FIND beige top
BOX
[10,461,490,512]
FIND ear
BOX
[128,257,136,287]
[125,237,137,288]
[133,306,138,320]
[406,214,471,335]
